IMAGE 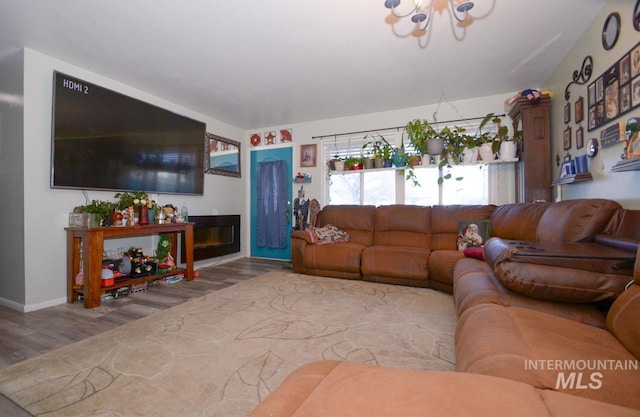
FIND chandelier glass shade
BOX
[384,0,475,32]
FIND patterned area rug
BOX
[0,272,456,417]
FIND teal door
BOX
[250,147,293,260]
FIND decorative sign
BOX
[600,122,624,148]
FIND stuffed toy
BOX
[507,89,541,105]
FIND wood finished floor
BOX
[0,257,290,417]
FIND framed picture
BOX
[564,127,572,150]
[575,97,584,124]
[564,102,571,123]
[576,126,584,149]
[559,159,574,178]
[621,54,631,85]
[300,144,317,167]
[457,220,492,251]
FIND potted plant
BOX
[80,200,115,227]
[343,155,362,170]
[363,133,394,168]
[477,113,522,160]
[405,119,442,156]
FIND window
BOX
[322,123,513,206]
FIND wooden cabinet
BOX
[509,94,552,203]
[66,223,194,308]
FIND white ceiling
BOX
[0,0,608,130]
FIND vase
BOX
[461,147,478,163]
[427,138,445,155]
[392,152,408,167]
[499,141,518,160]
[138,205,150,226]
[478,143,496,161]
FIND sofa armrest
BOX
[291,229,312,244]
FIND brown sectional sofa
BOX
[256,198,640,415]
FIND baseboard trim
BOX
[0,296,67,312]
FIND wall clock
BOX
[586,138,599,158]
[602,12,621,50]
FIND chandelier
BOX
[384,0,475,32]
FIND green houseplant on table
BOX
[80,200,115,227]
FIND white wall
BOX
[9,48,247,311]
[544,0,640,209]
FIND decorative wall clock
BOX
[602,12,621,51]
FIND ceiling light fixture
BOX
[384,0,475,32]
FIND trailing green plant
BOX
[114,190,151,211]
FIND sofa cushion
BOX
[490,201,551,241]
[536,199,622,242]
[249,360,640,417]
[373,205,431,249]
[607,245,640,358]
[484,238,632,303]
[452,257,607,328]
[303,242,366,275]
[361,246,428,281]
[316,205,376,246]
[430,205,496,250]
[427,249,467,292]
[455,304,640,409]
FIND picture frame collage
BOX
[587,40,640,132]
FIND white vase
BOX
[427,138,445,155]
[499,141,518,160]
[334,161,344,171]
[461,147,478,163]
[478,143,496,161]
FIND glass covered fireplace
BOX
[181,215,240,261]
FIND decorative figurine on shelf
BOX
[155,209,166,224]
[163,204,176,223]
[126,206,135,226]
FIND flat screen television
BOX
[50,71,205,195]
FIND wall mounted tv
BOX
[51,71,205,195]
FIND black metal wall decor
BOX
[633,0,640,32]
[565,56,594,101]
[587,41,640,132]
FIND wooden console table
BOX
[66,223,194,308]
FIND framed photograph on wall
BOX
[575,97,584,124]
[576,126,584,149]
[564,127,572,150]
[564,102,571,123]
[300,144,317,167]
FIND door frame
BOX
[250,145,293,260]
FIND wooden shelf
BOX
[66,223,194,308]
[552,172,593,186]
[329,158,519,175]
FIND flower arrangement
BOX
[114,190,158,211]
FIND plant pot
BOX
[393,152,408,167]
[374,158,384,168]
[427,138,445,155]
[499,141,518,160]
[333,161,345,171]
[478,143,496,161]
[383,159,393,168]
[461,147,478,163]
[421,154,432,165]
[363,158,374,169]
